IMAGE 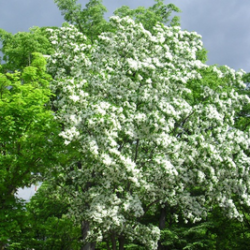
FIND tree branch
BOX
[134,139,139,163]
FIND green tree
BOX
[54,0,108,43]
[0,53,59,248]
[234,72,250,131]
[114,0,181,31]
[12,182,81,250]
[158,205,250,250]
[0,26,55,72]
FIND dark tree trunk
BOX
[106,240,111,250]
[159,206,166,230]
[0,242,5,250]
[118,236,125,250]
[158,205,167,250]
[111,234,117,250]
[81,221,96,250]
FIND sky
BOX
[1,0,250,199]
[1,0,250,72]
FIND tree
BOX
[13,182,81,250]
[158,68,250,250]
[114,0,181,30]
[0,27,55,72]
[234,72,250,131]
[0,53,59,248]
[47,16,250,249]
[54,0,108,43]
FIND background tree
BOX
[0,53,60,248]
[0,27,55,72]
[54,0,108,43]
[234,72,250,131]
[12,182,81,250]
[114,0,181,30]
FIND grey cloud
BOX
[171,0,250,71]
[0,0,64,33]
[1,0,250,71]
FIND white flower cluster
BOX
[48,16,250,248]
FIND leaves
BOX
[0,27,55,72]
[14,182,81,250]
[55,0,108,42]
[0,53,60,247]
[114,0,181,32]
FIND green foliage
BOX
[234,72,250,131]
[113,0,181,31]
[0,53,60,247]
[54,0,108,42]
[54,0,182,43]
[157,204,250,250]
[206,207,248,250]
[12,183,81,250]
[185,65,236,106]
[160,221,216,250]
[196,47,208,63]
[0,197,26,250]
[0,26,55,71]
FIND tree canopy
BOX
[54,0,108,43]
[1,1,250,249]
[0,27,55,72]
[46,15,250,249]
[0,53,61,248]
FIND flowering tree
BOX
[48,16,250,249]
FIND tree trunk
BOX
[81,221,96,250]
[118,236,125,250]
[111,234,117,250]
[0,242,5,250]
[158,206,167,250]
[106,240,111,250]
[159,206,166,230]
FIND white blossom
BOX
[48,16,250,248]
